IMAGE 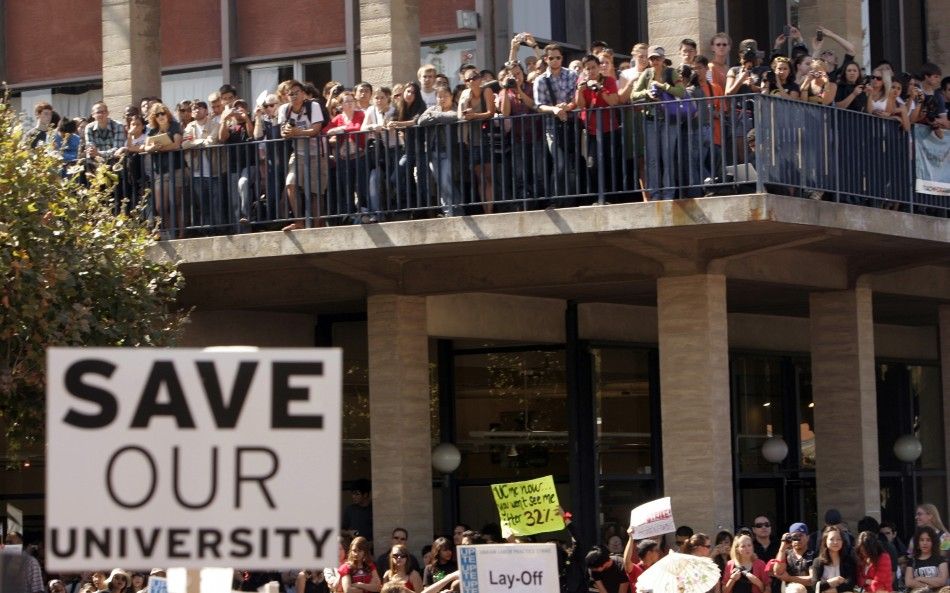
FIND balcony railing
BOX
[116,94,948,238]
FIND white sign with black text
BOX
[458,543,559,593]
[46,348,342,570]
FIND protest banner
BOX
[46,348,342,570]
[458,543,559,593]
[629,497,675,539]
[490,475,564,537]
[914,125,950,196]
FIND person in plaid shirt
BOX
[534,43,579,196]
[84,102,126,162]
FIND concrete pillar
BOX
[101,0,161,111]
[657,274,733,532]
[367,295,433,556]
[939,306,950,506]
[796,0,866,67]
[809,287,880,525]
[646,0,718,63]
[926,1,948,70]
[359,0,420,90]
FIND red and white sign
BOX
[629,497,676,539]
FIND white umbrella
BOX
[637,551,722,593]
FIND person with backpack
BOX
[278,79,327,230]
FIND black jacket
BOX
[810,553,857,592]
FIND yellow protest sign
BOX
[490,475,565,537]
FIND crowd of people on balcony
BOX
[6,499,949,593]
[17,25,950,235]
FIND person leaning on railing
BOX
[325,90,367,221]
[217,99,257,225]
[181,99,220,227]
[834,62,867,112]
[458,64,498,213]
[143,102,185,238]
[762,57,800,100]
[387,82,428,208]
[799,58,837,106]
[495,61,543,204]
[361,86,397,222]
[417,85,461,218]
[252,93,285,220]
[574,53,620,197]
[629,45,684,200]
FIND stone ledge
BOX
[153,194,950,266]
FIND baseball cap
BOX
[789,522,808,534]
[648,46,665,59]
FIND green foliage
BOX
[0,97,187,455]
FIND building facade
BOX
[1,0,948,559]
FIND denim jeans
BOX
[428,152,458,216]
[644,117,679,199]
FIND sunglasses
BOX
[754,522,771,528]
[464,76,478,82]
[156,112,169,116]
[871,75,883,80]
[714,42,730,47]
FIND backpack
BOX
[280,99,327,127]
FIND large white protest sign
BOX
[629,497,675,539]
[458,543,559,593]
[46,348,342,570]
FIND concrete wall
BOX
[925,0,948,70]
[179,310,317,347]
[427,293,938,360]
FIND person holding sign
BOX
[339,537,381,593]
[383,544,423,592]
[721,534,769,593]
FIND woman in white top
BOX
[866,66,896,116]
[361,87,397,221]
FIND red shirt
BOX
[856,553,892,592]
[338,562,376,584]
[579,76,620,134]
[328,111,366,149]
[626,561,644,592]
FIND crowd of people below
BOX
[4,500,949,593]
[18,26,950,236]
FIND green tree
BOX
[0,97,187,456]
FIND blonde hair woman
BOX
[721,533,769,593]
[800,58,837,105]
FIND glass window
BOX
[911,365,944,470]
[733,356,787,473]
[335,321,370,482]
[593,347,653,477]
[453,349,568,481]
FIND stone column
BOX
[809,287,880,524]
[359,0,420,89]
[101,0,161,111]
[796,0,866,66]
[939,306,950,505]
[367,295,432,555]
[646,0,718,62]
[926,1,949,70]
[657,274,733,532]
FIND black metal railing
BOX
[113,94,948,238]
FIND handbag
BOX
[656,88,699,121]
